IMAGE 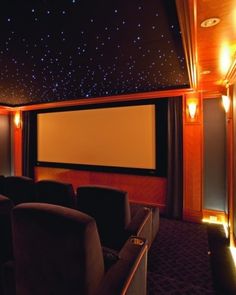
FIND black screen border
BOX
[35,98,168,177]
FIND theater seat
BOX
[35,180,77,209]
[3,203,148,295]
[4,176,35,205]
[0,175,5,195]
[0,195,14,294]
[76,185,152,250]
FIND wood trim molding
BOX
[175,0,198,90]
[183,92,203,223]
[183,209,202,223]
[0,107,12,114]
[225,55,236,86]
[15,88,192,112]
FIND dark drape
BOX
[166,97,183,219]
[22,111,37,178]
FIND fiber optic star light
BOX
[0,0,189,106]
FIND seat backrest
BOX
[0,195,14,263]
[4,176,35,205]
[12,203,105,295]
[0,195,14,294]
[77,185,131,249]
[0,175,5,195]
[35,180,76,209]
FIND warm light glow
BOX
[188,102,197,118]
[222,95,230,112]
[202,218,223,225]
[230,247,236,268]
[202,219,229,238]
[223,223,229,238]
[14,112,21,129]
[186,98,198,119]
[234,8,236,33]
[220,44,231,74]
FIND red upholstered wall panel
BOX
[35,167,167,211]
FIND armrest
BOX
[3,240,147,295]
[96,237,148,295]
[2,260,15,295]
[0,195,13,263]
[0,195,13,213]
[102,246,120,271]
[125,207,152,248]
[130,202,160,243]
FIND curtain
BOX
[22,111,37,178]
[166,97,183,219]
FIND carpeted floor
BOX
[147,218,216,294]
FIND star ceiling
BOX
[0,0,189,106]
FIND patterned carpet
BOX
[147,218,215,294]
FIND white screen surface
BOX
[37,104,156,169]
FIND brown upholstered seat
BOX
[0,175,5,195]
[76,185,153,250]
[4,176,35,205]
[4,203,148,295]
[35,179,77,209]
[0,195,14,294]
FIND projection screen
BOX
[37,104,156,170]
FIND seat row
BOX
[0,175,160,250]
[0,175,160,294]
[3,203,148,295]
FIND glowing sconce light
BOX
[222,95,230,113]
[220,44,231,75]
[186,98,198,120]
[14,111,21,129]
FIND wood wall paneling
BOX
[183,93,203,222]
[231,84,236,246]
[13,112,22,176]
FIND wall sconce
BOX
[222,95,230,113]
[186,98,198,120]
[14,111,22,129]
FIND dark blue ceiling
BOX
[0,0,189,106]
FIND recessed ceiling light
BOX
[200,17,221,28]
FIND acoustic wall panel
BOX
[203,98,226,211]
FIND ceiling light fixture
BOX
[200,17,221,28]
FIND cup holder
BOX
[130,237,144,246]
